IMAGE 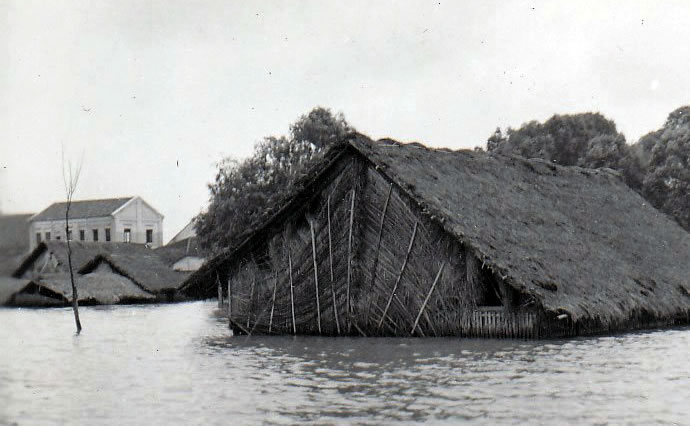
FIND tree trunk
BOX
[66,204,82,334]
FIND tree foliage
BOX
[486,107,690,232]
[196,107,353,253]
[634,107,690,230]
[487,113,629,168]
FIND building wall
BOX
[113,197,163,248]
[29,217,115,250]
[29,197,164,249]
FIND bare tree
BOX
[62,150,83,334]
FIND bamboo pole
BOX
[216,272,222,308]
[227,277,232,319]
[368,183,393,289]
[377,221,418,331]
[346,188,355,332]
[410,262,445,336]
[288,251,296,335]
[310,219,322,334]
[229,316,251,336]
[327,195,341,335]
[268,272,278,333]
[247,270,255,329]
[327,195,334,282]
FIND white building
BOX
[29,196,164,250]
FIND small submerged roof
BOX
[79,252,191,293]
[184,134,690,324]
[14,241,189,293]
[31,197,133,222]
[34,273,154,304]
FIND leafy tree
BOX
[487,113,628,169]
[196,107,353,253]
[632,106,690,230]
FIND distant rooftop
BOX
[31,197,134,222]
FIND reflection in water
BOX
[0,302,688,425]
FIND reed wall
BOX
[222,154,541,337]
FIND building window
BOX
[105,228,111,242]
[93,229,99,242]
[36,233,42,244]
[79,230,85,241]
[146,229,153,244]
[124,228,131,243]
[56,236,61,240]
[67,229,72,241]
[45,232,51,241]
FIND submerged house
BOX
[78,250,191,300]
[9,241,190,305]
[3,273,154,307]
[181,134,690,338]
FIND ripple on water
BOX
[0,303,689,425]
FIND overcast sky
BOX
[1,0,689,241]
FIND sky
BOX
[1,0,689,242]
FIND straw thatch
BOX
[182,133,690,337]
[14,241,189,293]
[78,253,190,294]
[6,272,155,306]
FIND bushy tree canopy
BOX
[196,107,353,253]
[634,107,690,230]
[487,113,629,169]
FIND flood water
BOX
[0,302,688,425]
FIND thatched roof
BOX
[184,133,690,325]
[32,273,154,304]
[0,277,32,304]
[14,241,139,277]
[0,214,32,276]
[79,252,191,293]
[30,197,133,222]
[14,241,189,293]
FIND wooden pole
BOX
[346,188,356,333]
[288,251,296,335]
[369,183,393,289]
[268,272,278,333]
[377,221,418,331]
[227,276,232,319]
[410,262,445,336]
[310,219,322,334]
[247,269,255,329]
[216,272,223,308]
[327,195,341,335]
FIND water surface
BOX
[0,302,688,425]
